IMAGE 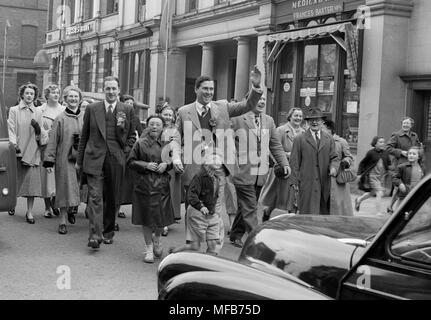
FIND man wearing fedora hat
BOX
[290,108,338,215]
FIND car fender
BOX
[159,271,330,300]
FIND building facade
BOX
[43,0,431,167]
[0,0,48,107]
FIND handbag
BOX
[336,168,357,184]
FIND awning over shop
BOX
[264,21,362,88]
[267,22,351,44]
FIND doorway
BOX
[410,90,431,170]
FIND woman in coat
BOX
[355,136,392,215]
[323,120,354,216]
[43,86,84,235]
[40,84,65,218]
[259,107,304,220]
[160,104,182,236]
[128,115,175,263]
[7,83,48,223]
[386,117,422,213]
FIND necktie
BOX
[108,104,113,115]
[255,116,261,130]
[314,131,320,146]
[201,105,209,117]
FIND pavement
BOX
[0,192,391,300]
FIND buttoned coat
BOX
[290,129,338,215]
[175,87,262,187]
[386,129,421,166]
[77,101,137,176]
[231,111,289,186]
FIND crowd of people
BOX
[5,66,427,263]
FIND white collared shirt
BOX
[104,100,118,113]
[195,101,211,117]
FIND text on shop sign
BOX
[292,0,344,20]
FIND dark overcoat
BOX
[290,129,338,215]
[127,135,174,228]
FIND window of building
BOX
[63,56,74,87]
[106,0,119,15]
[300,41,337,115]
[214,0,226,5]
[80,54,92,92]
[65,0,76,25]
[83,0,94,20]
[276,43,295,125]
[21,25,38,57]
[186,0,197,12]
[136,0,146,22]
[104,49,113,78]
[51,58,59,85]
[48,0,54,30]
[120,50,150,104]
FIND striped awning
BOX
[267,22,352,43]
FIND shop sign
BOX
[66,22,94,37]
[292,0,344,21]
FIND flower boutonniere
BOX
[209,118,217,129]
[116,111,126,129]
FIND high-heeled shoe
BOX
[26,214,35,224]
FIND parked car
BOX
[158,175,431,300]
[0,89,17,213]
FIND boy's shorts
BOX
[186,206,220,242]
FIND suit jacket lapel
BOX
[188,103,201,130]
[318,132,329,152]
[95,103,106,141]
[305,130,318,150]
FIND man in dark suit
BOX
[290,108,338,215]
[77,76,137,249]
[229,95,290,247]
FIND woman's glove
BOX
[31,119,41,135]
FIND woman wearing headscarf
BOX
[43,86,84,234]
[40,84,65,218]
[7,83,48,223]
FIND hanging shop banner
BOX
[292,0,344,21]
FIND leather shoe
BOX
[52,208,60,216]
[26,214,35,224]
[88,239,100,249]
[8,209,15,216]
[230,239,244,248]
[103,238,114,245]
[114,223,119,232]
[58,224,67,235]
[117,211,126,219]
[67,210,76,225]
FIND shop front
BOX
[265,0,364,153]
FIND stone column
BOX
[167,47,187,108]
[356,0,413,160]
[234,37,250,101]
[148,46,166,114]
[200,43,214,78]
